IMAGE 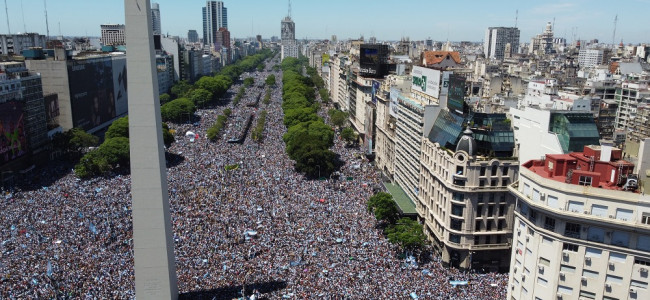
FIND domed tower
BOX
[456,129,477,156]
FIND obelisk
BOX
[124,0,178,298]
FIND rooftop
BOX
[523,145,638,192]
[383,182,417,215]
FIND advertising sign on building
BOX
[371,80,380,104]
[389,87,400,117]
[411,66,441,98]
[447,73,466,114]
[68,57,116,131]
[112,56,128,117]
[0,101,28,164]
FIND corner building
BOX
[508,145,650,300]
[420,113,518,271]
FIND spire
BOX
[288,0,292,18]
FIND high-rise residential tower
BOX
[151,2,161,35]
[202,1,227,46]
[484,27,520,60]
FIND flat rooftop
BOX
[383,182,417,215]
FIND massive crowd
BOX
[0,58,507,299]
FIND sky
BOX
[2,0,649,44]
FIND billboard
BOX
[389,87,399,117]
[360,44,388,78]
[411,66,441,98]
[371,80,380,104]
[447,73,466,114]
[68,57,116,131]
[44,94,59,124]
[112,56,128,116]
[0,102,28,164]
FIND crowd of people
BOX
[0,57,508,299]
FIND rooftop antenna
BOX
[552,17,556,31]
[21,0,26,32]
[288,0,291,18]
[4,0,10,34]
[612,14,618,48]
[515,9,518,28]
[58,21,61,38]
[44,0,50,41]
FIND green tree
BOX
[283,107,319,128]
[265,74,276,86]
[67,128,99,155]
[105,116,129,139]
[385,218,427,251]
[74,137,130,178]
[162,123,175,147]
[340,127,357,144]
[367,192,400,224]
[160,97,195,122]
[328,109,348,128]
[293,148,336,178]
[159,93,171,105]
[189,88,213,107]
[244,77,255,87]
[319,88,330,103]
[171,80,191,98]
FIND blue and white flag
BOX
[89,223,98,234]
[47,261,53,277]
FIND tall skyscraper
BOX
[484,27,520,60]
[151,2,161,35]
[280,2,298,60]
[188,30,199,43]
[202,1,227,46]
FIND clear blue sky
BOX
[3,0,649,44]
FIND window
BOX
[563,242,579,252]
[478,193,484,202]
[498,219,505,231]
[578,175,592,186]
[544,217,556,231]
[579,290,596,299]
[635,259,650,266]
[503,166,509,176]
[491,165,498,176]
[616,208,633,221]
[475,220,482,231]
[590,204,608,217]
[477,204,484,216]
[587,227,605,243]
[542,236,553,244]
[523,183,531,196]
[479,179,485,187]
[529,210,537,222]
[547,195,559,208]
[585,247,602,258]
[642,213,650,225]
[502,179,509,186]
[449,233,461,243]
[583,269,599,279]
[486,220,493,231]
[488,205,494,216]
[489,194,495,203]
[605,274,623,284]
[560,264,576,273]
[450,218,463,231]
[539,257,550,266]
[451,204,464,217]
[557,285,573,295]
[480,166,486,176]
[564,222,581,238]
[631,280,648,289]
[474,235,480,245]
[491,179,498,187]
[638,236,650,251]
[611,231,629,247]
[609,252,627,263]
[568,200,584,213]
[496,235,502,244]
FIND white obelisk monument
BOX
[125,0,178,298]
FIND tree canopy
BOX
[385,218,427,251]
[367,192,400,224]
[160,97,195,122]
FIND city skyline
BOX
[2,0,650,44]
